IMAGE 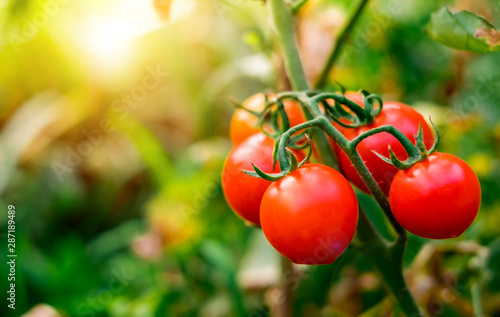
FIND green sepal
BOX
[334,100,357,122]
[324,98,361,128]
[288,131,310,150]
[427,117,440,155]
[272,141,280,171]
[277,141,291,172]
[242,164,288,182]
[287,149,299,172]
[270,109,280,133]
[366,93,383,116]
[414,124,428,158]
[298,135,313,168]
[336,81,347,95]
[372,147,414,170]
[360,90,374,121]
[276,100,290,132]
[229,97,260,116]
[338,95,367,122]
[373,150,394,165]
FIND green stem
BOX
[471,282,484,317]
[277,118,323,170]
[274,111,419,314]
[267,1,420,314]
[316,117,406,237]
[350,126,419,159]
[356,208,422,317]
[315,0,370,89]
[268,0,309,91]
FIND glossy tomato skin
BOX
[344,91,364,106]
[389,153,481,239]
[260,164,358,265]
[332,102,434,196]
[222,133,304,226]
[229,93,305,145]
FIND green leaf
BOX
[425,7,500,53]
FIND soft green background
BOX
[1,0,500,316]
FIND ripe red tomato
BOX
[229,93,305,145]
[389,153,481,239]
[332,102,434,196]
[222,133,304,226]
[260,164,358,265]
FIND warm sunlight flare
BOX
[81,18,133,66]
[79,0,163,70]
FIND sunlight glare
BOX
[81,17,133,66]
[78,0,163,71]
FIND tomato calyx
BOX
[373,118,441,170]
[230,93,310,150]
[318,89,383,128]
[242,135,313,182]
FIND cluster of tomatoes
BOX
[221,92,481,265]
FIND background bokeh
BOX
[1,0,500,316]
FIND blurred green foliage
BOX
[1,0,500,316]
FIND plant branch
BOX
[315,0,370,89]
[356,207,421,316]
[266,3,419,313]
[267,94,420,314]
[268,0,309,91]
[316,117,407,238]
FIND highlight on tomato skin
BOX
[389,152,481,240]
[221,132,305,226]
[259,163,359,265]
[344,91,365,106]
[229,93,306,146]
[332,101,434,196]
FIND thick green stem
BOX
[471,281,484,316]
[316,117,406,237]
[268,0,309,91]
[273,111,419,314]
[356,208,422,317]
[267,1,420,314]
[315,0,370,89]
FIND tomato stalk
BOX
[267,0,422,315]
[355,209,422,316]
[267,93,410,237]
[254,94,424,313]
[267,0,340,169]
[267,0,309,91]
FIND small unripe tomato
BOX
[260,164,358,265]
[389,153,481,239]
[222,133,304,226]
[229,93,305,145]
